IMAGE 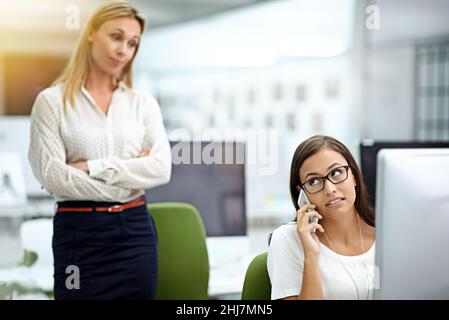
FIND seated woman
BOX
[267,135,376,300]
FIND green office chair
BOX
[241,252,271,300]
[147,202,209,300]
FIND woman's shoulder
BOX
[135,91,159,108]
[32,84,64,115]
[269,223,304,251]
[121,83,159,109]
[37,83,64,100]
[271,223,298,239]
[267,223,305,269]
[131,91,163,117]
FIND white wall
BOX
[361,0,449,141]
[136,0,354,70]
[133,0,357,220]
[362,44,415,140]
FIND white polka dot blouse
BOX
[28,81,172,202]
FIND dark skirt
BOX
[52,199,158,300]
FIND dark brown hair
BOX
[289,135,375,227]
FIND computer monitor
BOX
[0,153,27,210]
[359,140,449,206]
[146,141,246,237]
[0,116,50,198]
[374,148,449,299]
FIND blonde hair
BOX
[52,0,147,108]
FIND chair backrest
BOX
[19,218,53,267]
[147,202,209,300]
[241,252,271,300]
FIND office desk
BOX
[208,253,257,299]
[206,226,274,300]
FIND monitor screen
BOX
[374,148,449,299]
[359,140,449,207]
[0,116,50,198]
[145,141,246,237]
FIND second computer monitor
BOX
[146,141,246,237]
[359,140,449,207]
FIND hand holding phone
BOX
[298,190,319,232]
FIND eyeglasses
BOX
[300,165,350,194]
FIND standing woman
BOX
[28,1,171,299]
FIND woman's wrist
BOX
[68,160,90,174]
[83,161,89,174]
[304,255,320,265]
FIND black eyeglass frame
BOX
[300,165,351,194]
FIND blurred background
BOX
[0,0,448,299]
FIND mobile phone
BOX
[298,189,319,232]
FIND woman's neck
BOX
[319,208,360,246]
[85,66,117,94]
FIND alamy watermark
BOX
[65,265,80,290]
[65,4,80,30]
[168,126,279,176]
[365,5,380,30]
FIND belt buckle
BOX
[108,205,124,213]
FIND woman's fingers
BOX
[297,222,322,244]
[296,205,324,236]
[296,204,316,219]
[298,209,322,226]
[305,210,322,220]
[304,222,323,233]
[139,148,150,157]
[315,224,325,233]
[310,232,320,242]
